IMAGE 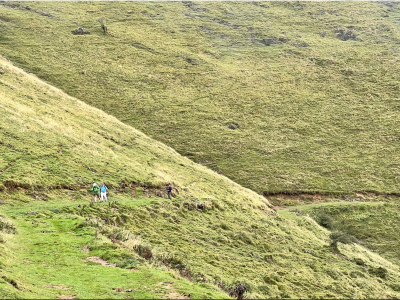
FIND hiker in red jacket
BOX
[166,183,172,200]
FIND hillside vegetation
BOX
[1,54,400,298]
[307,198,400,267]
[1,1,400,194]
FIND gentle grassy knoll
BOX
[1,1,400,194]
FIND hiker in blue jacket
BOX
[166,183,172,200]
[100,183,108,202]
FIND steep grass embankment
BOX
[1,56,400,298]
[1,1,400,194]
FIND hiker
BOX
[100,182,108,202]
[166,183,172,200]
[91,183,100,203]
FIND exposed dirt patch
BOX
[46,284,70,290]
[113,287,134,293]
[82,246,89,253]
[57,295,75,300]
[356,193,366,199]
[87,256,116,267]
[273,206,288,210]
[156,281,174,289]
[265,192,328,201]
[164,292,190,299]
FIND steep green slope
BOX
[1,1,400,194]
[1,57,400,299]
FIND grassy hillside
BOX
[1,55,400,299]
[306,198,400,267]
[1,1,400,194]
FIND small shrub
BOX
[354,258,366,266]
[390,284,400,292]
[228,282,248,300]
[316,213,334,229]
[329,231,356,248]
[263,274,280,285]
[289,208,305,216]
[257,285,270,293]
[166,254,186,270]
[136,244,153,260]
[0,218,16,234]
[350,271,365,278]
[220,223,230,230]
[116,257,138,269]
[368,266,388,279]
[236,231,253,245]
[326,269,340,280]
[1,276,18,289]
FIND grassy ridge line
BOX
[0,54,270,211]
[1,1,400,194]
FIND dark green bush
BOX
[166,254,186,270]
[326,269,341,280]
[236,231,253,245]
[350,271,365,278]
[316,213,334,229]
[136,244,153,260]
[220,223,230,230]
[116,257,138,269]
[354,258,366,266]
[263,274,280,285]
[329,231,357,248]
[368,266,388,279]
